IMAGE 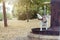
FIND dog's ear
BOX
[37,14,42,19]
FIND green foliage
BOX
[0,0,2,2]
[13,0,50,20]
[0,12,12,20]
[6,13,12,20]
[0,12,3,21]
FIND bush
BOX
[0,12,12,20]
[0,13,3,21]
[17,10,37,20]
[18,12,27,20]
[6,13,12,20]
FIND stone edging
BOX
[28,33,60,40]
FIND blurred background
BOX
[0,0,51,40]
[0,0,50,21]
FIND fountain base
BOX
[31,27,60,36]
[28,33,60,40]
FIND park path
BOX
[0,19,40,40]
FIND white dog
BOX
[37,14,48,31]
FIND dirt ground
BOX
[0,19,50,40]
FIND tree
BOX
[13,0,30,21]
[3,0,7,27]
[0,0,7,27]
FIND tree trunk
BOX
[3,1,7,27]
[26,6,29,22]
[26,13,29,22]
